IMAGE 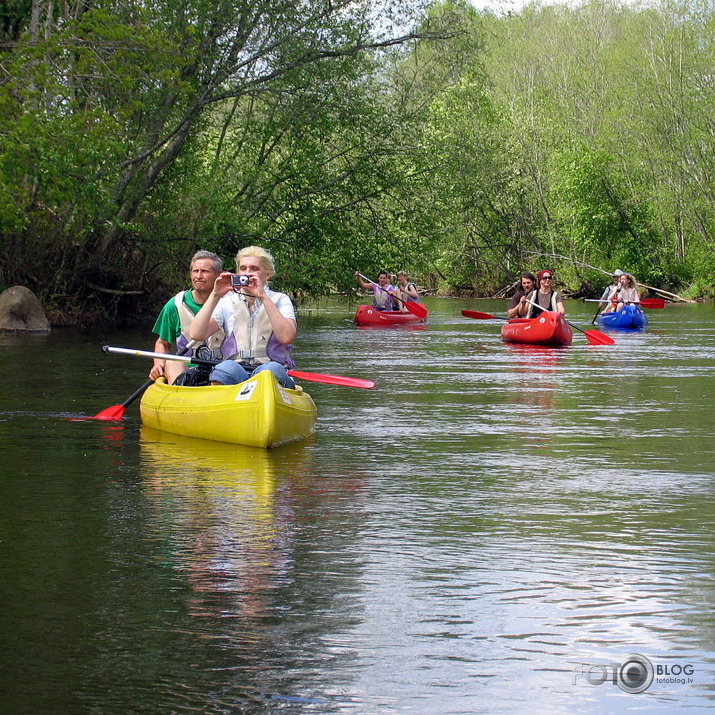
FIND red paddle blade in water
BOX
[91,404,127,420]
[404,301,428,319]
[461,309,497,320]
[640,298,666,309]
[90,378,154,420]
[579,329,615,346]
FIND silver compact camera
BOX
[231,274,250,288]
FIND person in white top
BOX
[190,246,297,388]
[599,269,623,313]
[613,273,640,312]
[394,270,420,311]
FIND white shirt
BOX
[210,287,296,335]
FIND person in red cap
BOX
[524,270,565,317]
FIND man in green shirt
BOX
[149,250,225,384]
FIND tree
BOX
[0,0,455,317]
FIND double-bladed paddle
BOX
[582,297,666,309]
[92,340,199,420]
[356,272,428,319]
[101,345,375,389]
[461,305,615,346]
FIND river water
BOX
[1,298,713,713]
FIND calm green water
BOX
[1,298,714,713]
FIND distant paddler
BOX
[355,270,399,311]
[394,270,421,313]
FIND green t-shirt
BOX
[152,290,203,344]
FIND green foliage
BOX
[404,0,715,297]
[0,0,454,320]
[547,147,664,282]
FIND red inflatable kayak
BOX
[501,312,573,346]
[354,305,427,326]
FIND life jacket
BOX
[372,283,396,310]
[219,293,295,368]
[174,291,225,358]
[525,290,559,318]
[401,282,420,303]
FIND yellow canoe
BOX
[139,370,317,448]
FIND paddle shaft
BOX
[591,303,604,325]
[104,345,213,365]
[102,346,375,388]
[121,379,154,408]
[582,298,664,309]
[123,341,198,403]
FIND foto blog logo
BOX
[573,654,654,694]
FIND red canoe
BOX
[354,305,427,326]
[501,312,573,346]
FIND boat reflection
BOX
[140,425,313,482]
[139,427,314,619]
[503,344,566,440]
[504,342,568,367]
[505,343,567,372]
[354,323,427,331]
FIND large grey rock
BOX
[0,286,51,333]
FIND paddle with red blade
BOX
[92,341,198,420]
[287,370,374,389]
[524,298,615,345]
[639,298,666,309]
[357,272,428,319]
[101,346,375,389]
[461,307,615,346]
[582,297,666,309]
[93,380,154,421]
[461,309,496,320]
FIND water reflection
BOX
[354,323,427,331]
[140,428,307,620]
[2,303,715,712]
[137,428,370,708]
[500,344,568,446]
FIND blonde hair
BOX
[235,246,275,276]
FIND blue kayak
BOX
[597,304,648,330]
